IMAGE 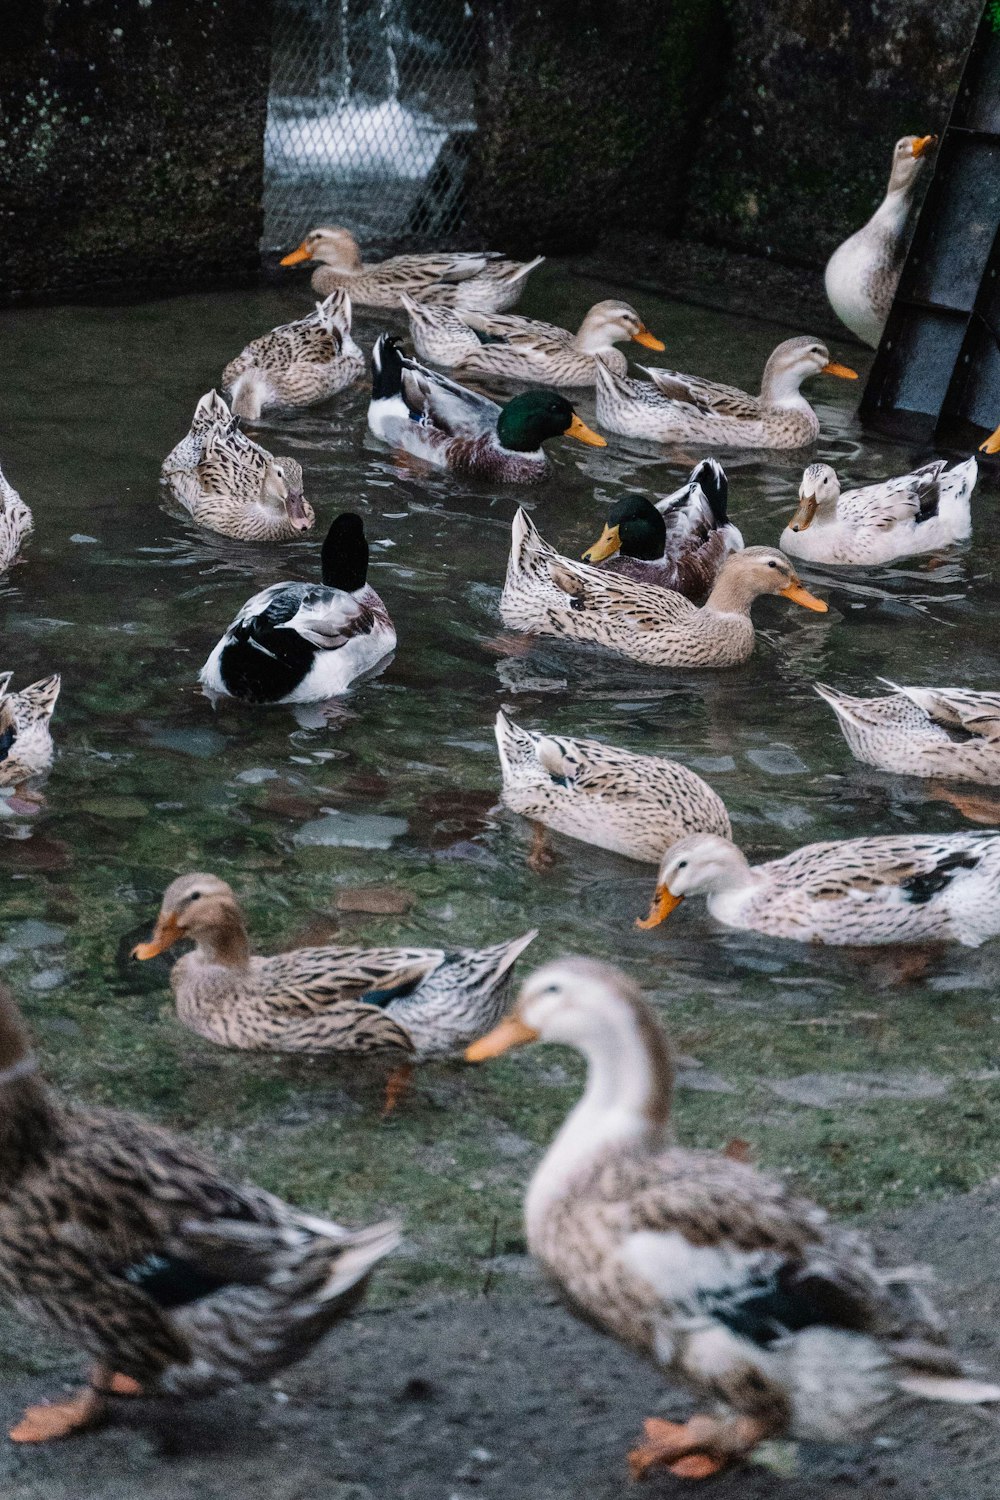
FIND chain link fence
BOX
[263,0,478,252]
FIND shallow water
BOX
[2,267,999,1299]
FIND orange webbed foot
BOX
[105,1373,143,1398]
[9,1389,106,1443]
[381,1062,415,1118]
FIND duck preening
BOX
[367,334,605,482]
[200,512,396,705]
[0,671,60,787]
[0,980,399,1443]
[0,462,33,574]
[466,958,1000,1479]
[221,290,364,420]
[825,134,937,348]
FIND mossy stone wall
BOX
[0,0,274,302]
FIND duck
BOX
[401,294,665,387]
[199,513,396,705]
[280,226,543,311]
[132,873,537,1112]
[500,509,827,668]
[0,463,33,573]
[0,979,398,1443]
[221,290,364,420]
[780,456,976,564]
[637,829,1000,946]
[495,711,731,866]
[161,391,314,541]
[816,681,1000,785]
[581,459,743,599]
[466,957,1000,1479]
[825,135,937,347]
[367,334,605,482]
[0,673,60,788]
[594,336,858,448]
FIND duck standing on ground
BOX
[367,335,605,482]
[222,290,364,420]
[780,457,976,564]
[401,295,664,387]
[0,463,32,573]
[816,681,1000,784]
[466,958,1000,1480]
[0,672,60,788]
[495,712,731,865]
[581,459,743,599]
[133,874,537,1112]
[0,981,399,1443]
[825,135,937,347]
[500,509,826,667]
[280,226,542,312]
[594,337,857,448]
[200,512,396,704]
[637,830,1000,946]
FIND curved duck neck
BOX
[189,908,253,969]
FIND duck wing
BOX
[642,367,761,420]
[399,356,501,439]
[840,461,947,529]
[460,309,572,346]
[887,684,1000,743]
[549,558,699,630]
[257,945,446,1012]
[770,834,992,904]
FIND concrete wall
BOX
[0,0,273,303]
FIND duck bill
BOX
[980,425,1000,455]
[132,911,182,960]
[465,1015,540,1061]
[285,493,312,531]
[912,134,937,159]
[632,326,665,352]
[279,243,313,267]
[582,523,621,563]
[565,414,607,448]
[780,581,828,612]
[820,361,858,380]
[787,495,817,534]
[635,886,683,931]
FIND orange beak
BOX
[632,325,665,352]
[582,523,621,563]
[980,425,1000,456]
[465,1014,540,1061]
[780,581,828,612]
[132,911,183,960]
[820,361,858,380]
[565,413,607,448]
[911,135,937,159]
[636,885,683,930]
[279,243,313,267]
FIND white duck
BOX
[825,135,937,348]
[467,958,1000,1479]
[780,457,976,564]
[816,681,1000,785]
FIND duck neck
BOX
[704,567,760,616]
[574,317,616,355]
[191,909,252,969]
[870,180,916,239]
[0,988,61,1192]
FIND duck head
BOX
[582,493,666,562]
[132,874,251,967]
[576,301,664,355]
[707,545,828,612]
[760,337,857,405]
[788,463,841,532]
[496,392,606,453]
[280,227,364,272]
[265,457,312,531]
[887,134,937,195]
[320,511,370,592]
[637,833,751,929]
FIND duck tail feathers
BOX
[898,1373,1000,1405]
[689,458,729,526]
[319,1219,402,1301]
[494,709,536,778]
[506,254,545,284]
[371,333,404,400]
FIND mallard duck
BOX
[401,294,664,386]
[466,958,1000,1479]
[0,672,60,788]
[367,335,605,482]
[594,337,858,448]
[221,290,364,420]
[781,457,976,564]
[200,513,396,704]
[0,463,32,573]
[161,391,314,541]
[581,459,743,599]
[637,830,1000,946]
[816,681,1000,785]
[0,980,398,1443]
[500,510,827,667]
[280,226,542,311]
[133,873,537,1110]
[825,135,937,348]
[495,712,731,865]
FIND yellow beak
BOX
[780,581,828,612]
[820,361,858,380]
[465,1015,540,1061]
[635,886,683,930]
[980,425,1000,455]
[582,523,621,563]
[132,911,182,960]
[911,135,937,159]
[632,325,665,352]
[279,243,313,267]
[565,413,607,448]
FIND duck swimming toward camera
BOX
[200,513,395,704]
[367,334,606,482]
[221,290,364,420]
[466,958,1000,1479]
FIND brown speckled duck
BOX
[222,290,364,420]
[0,672,60,788]
[467,958,1000,1479]
[0,463,33,574]
[0,981,399,1443]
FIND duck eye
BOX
[189,892,201,902]
[677,860,688,871]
